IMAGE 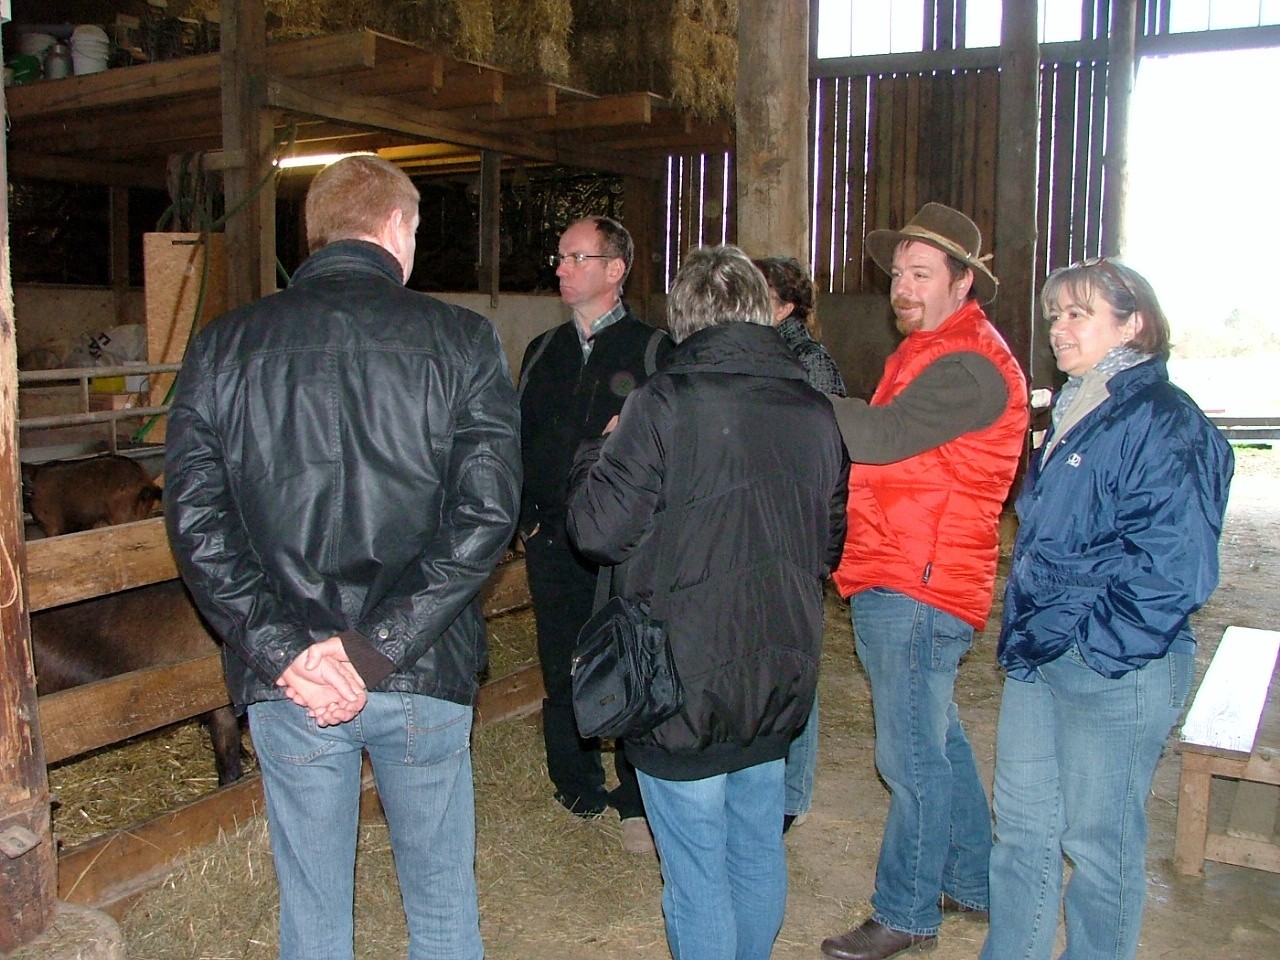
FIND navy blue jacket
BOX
[998,357,1233,680]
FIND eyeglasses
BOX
[1072,256,1138,303]
[548,252,615,268]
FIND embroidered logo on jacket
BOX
[1067,453,1082,467]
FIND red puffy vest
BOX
[832,300,1028,629]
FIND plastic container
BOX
[45,43,72,79]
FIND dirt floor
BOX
[102,447,1280,959]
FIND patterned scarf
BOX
[1050,345,1148,432]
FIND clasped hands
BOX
[276,637,367,726]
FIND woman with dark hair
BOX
[753,256,845,833]
[980,259,1233,960]
[754,256,847,398]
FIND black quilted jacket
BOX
[567,322,850,780]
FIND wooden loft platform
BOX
[4,29,734,189]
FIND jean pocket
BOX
[1167,651,1194,711]
[402,696,472,766]
[928,617,975,672]
[251,701,339,765]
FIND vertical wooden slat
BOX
[724,150,738,246]
[1085,60,1108,256]
[703,152,726,248]
[847,75,870,293]
[1049,63,1078,271]
[1070,62,1095,263]
[903,73,921,216]
[973,69,1000,241]
[957,70,978,217]
[1036,62,1056,285]
[813,78,839,291]
[478,150,501,307]
[109,187,131,326]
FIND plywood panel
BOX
[143,233,227,441]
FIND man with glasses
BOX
[819,204,1029,960]
[518,216,672,854]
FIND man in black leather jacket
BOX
[165,155,520,960]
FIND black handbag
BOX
[571,594,683,740]
[571,409,688,741]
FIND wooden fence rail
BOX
[26,519,536,915]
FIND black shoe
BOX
[782,814,796,834]
[820,918,937,960]
[554,792,607,819]
[939,893,989,922]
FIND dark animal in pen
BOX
[31,580,245,787]
[22,454,162,538]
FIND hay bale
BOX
[493,0,573,80]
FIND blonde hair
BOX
[305,155,420,253]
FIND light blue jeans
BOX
[249,693,482,960]
[852,587,992,936]
[980,647,1193,960]
[638,760,788,960]
[784,698,818,818]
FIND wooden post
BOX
[0,74,58,953]
[220,0,276,310]
[735,0,810,262]
[991,0,1040,381]
[478,150,501,308]
[1101,0,1137,257]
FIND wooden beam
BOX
[331,53,447,99]
[0,82,58,947]
[5,31,379,121]
[110,187,131,325]
[266,76,653,179]
[529,93,657,133]
[445,85,558,123]
[58,775,266,915]
[991,0,1040,381]
[1101,0,1137,257]
[221,0,276,307]
[25,519,177,612]
[429,64,504,110]
[7,154,166,190]
[38,656,229,764]
[750,0,829,246]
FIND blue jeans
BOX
[851,587,991,936]
[249,694,482,960]
[980,647,1193,960]
[784,698,819,818]
[638,760,787,960]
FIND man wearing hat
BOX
[819,203,1029,960]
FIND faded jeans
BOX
[249,693,482,960]
[852,587,992,936]
[980,647,1193,960]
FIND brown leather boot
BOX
[820,918,938,960]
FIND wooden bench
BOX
[1175,626,1280,875]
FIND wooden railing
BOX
[27,518,536,915]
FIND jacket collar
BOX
[290,240,404,287]
[668,322,807,380]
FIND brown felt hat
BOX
[865,203,998,304]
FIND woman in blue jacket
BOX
[980,259,1233,960]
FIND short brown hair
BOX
[305,154,420,254]
[1041,259,1171,356]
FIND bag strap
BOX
[516,326,557,401]
[592,379,687,619]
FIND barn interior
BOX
[1,1,1278,957]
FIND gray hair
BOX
[667,245,773,343]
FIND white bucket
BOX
[71,24,111,75]
[18,31,56,60]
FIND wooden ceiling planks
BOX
[4,29,727,185]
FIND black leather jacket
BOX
[165,241,521,711]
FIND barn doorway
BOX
[1125,45,1280,423]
